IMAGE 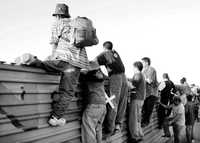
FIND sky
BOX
[0,0,200,85]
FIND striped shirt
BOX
[50,18,89,69]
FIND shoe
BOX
[57,118,66,126]
[48,116,66,126]
[48,116,59,126]
[114,124,121,133]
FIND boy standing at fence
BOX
[80,61,107,143]
[128,61,146,142]
[29,3,90,126]
[168,96,186,143]
[95,41,128,135]
[185,94,196,143]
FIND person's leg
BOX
[141,97,148,126]
[162,118,171,137]
[157,105,165,129]
[104,74,122,134]
[115,74,128,131]
[174,124,186,143]
[173,125,179,143]
[186,125,192,143]
[144,95,158,125]
[142,96,153,126]
[82,104,105,143]
[137,100,144,138]
[51,63,80,119]
[128,100,138,140]
[96,105,107,143]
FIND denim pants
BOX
[128,100,144,140]
[186,125,193,143]
[81,104,107,143]
[104,73,128,133]
[162,118,172,136]
[142,95,158,125]
[173,124,186,143]
[30,59,80,118]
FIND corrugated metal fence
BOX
[0,64,169,143]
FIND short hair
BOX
[173,96,181,104]
[163,73,169,80]
[180,77,186,84]
[186,94,193,101]
[133,61,143,71]
[103,41,113,50]
[142,57,151,65]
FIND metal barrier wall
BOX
[0,64,168,143]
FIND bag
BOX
[15,53,37,65]
[68,16,99,48]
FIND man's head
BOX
[180,77,186,84]
[133,61,143,73]
[163,73,169,80]
[173,96,182,105]
[52,3,71,18]
[103,41,113,50]
[186,94,193,102]
[141,57,151,68]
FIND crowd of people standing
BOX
[18,3,200,143]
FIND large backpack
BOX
[68,16,99,48]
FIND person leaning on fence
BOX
[167,96,186,143]
[141,57,159,127]
[128,61,146,143]
[80,61,107,143]
[95,41,128,136]
[29,3,90,126]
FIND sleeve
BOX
[50,20,63,45]
[132,74,140,87]
[158,81,166,91]
[96,53,107,66]
[148,68,158,87]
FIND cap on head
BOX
[52,3,71,18]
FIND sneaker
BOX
[48,116,59,126]
[114,124,121,133]
[57,118,66,126]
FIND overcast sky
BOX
[0,0,200,85]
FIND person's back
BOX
[131,72,146,100]
[97,50,125,76]
[81,62,107,143]
[96,41,128,135]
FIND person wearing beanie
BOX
[29,3,89,126]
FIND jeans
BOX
[81,104,107,143]
[173,124,186,143]
[128,100,144,140]
[162,118,171,136]
[30,60,80,118]
[104,73,128,133]
[142,95,158,125]
[186,125,193,143]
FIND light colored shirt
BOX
[172,103,185,126]
[142,66,158,96]
[50,18,89,69]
